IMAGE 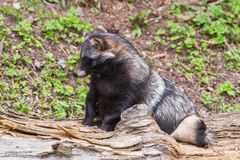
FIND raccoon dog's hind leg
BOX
[171,114,213,147]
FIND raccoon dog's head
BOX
[74,32,138,77]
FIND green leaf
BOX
[54,84,74,96]
[207,5,224,18]
[67,7,77,17]
[131,26,142,37]
[190,58,204,71]
[193,14,210,26]
[228,0,240,15]
[156,29,165,36]
[0,79,9,91]
[4,67,18,77]
[216,81,235,97]
[14,99,31,114]
[201,91,214,106]
[52,101,70,118]
[184,38,196,49]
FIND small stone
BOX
[198,108,209,118]
[13,2,21,10]
[26,15,35,22]
[141,51,147,58]
[112,3,123,11]
[76,6,84,17]
[34,60,42,69]
[96,25,107,32]
[26,97,33,103]
[179,87,185,93]
[58,59,66,69]
[207,87,214,92]
[124,33,131,39]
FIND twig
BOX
[224,39,238,56]
[224,39,234,51]
[58,45,69,56]
[208,0,226,6]
[146,16,162,23]
[0,36,5,55]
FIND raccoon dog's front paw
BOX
[100,123,115,131]
[82,117,94,126]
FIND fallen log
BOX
[0,104,239,159]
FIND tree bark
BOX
[0,104,239,159]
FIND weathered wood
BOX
[0,105,239,159]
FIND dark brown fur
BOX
[74,32,213,147]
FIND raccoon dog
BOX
[73,32,213,147]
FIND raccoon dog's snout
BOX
[72,70,87,78]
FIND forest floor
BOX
[0,0,239,119]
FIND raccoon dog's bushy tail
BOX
[171,115,214,147]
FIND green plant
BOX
[0,79,10,91]
[166,21,196,52]
[151,28,167,47]
[192,14,210,26]
[0,14,3,26]
[218,103,240,112]
[0,0,239,117]
[190,58,204,72]
[14,20,43,49]
[169,2,196,16]
[169,3,182,15]
[207,5,224,18]
[55,84,74,96]
[42,8,91,44]
[52,101,70,118]
[0,5,22,21]
[18,0,42,11]
[199,76,209,85]
[0,51,88,117]
[200,91,214,106]
[191,0,240,45]
[156,28,165,36]
[129,9,151,37]
[202,20,227,44]
[0,105,6,112]
[67,53,80,70]
[229,25,240,42]
[167,21,187,40]
[228,0,240,16]
[0,3,91,118]
[224,48,240,71]
[216,81,235,97]
[14,99,32,114]
[184,37,196,49]
[4,67,19,77]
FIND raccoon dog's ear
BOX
[90,37,116,51]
